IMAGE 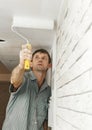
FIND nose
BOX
[38,57,43,62]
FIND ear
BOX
[48,63,52,69]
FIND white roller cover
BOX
[12,16,54,30]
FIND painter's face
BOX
[31,52,51,72]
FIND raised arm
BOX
[10,44,32,88]
[11,64,24,88]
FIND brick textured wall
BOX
[53,0,92,129]
[0,82,10,130]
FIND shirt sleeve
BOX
[9,76,26,95]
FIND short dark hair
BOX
[32,49,51,63]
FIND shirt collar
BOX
[40,80,48,92]
[28,70,37,80]
[28,69,48,91]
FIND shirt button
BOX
[34,121,37,124]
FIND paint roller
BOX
[11,16,54,70]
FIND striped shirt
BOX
[2,70,51,130]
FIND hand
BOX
[19,44,32,69]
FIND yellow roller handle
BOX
[24,43,31,70]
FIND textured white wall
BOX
[52,0,92,130]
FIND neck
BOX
[33,71,46,87]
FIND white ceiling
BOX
[0,0,61,71]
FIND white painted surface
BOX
[50,0,92,130]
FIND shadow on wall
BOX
[0,82,10,130]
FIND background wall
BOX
[0,61,10,129]
[0,82,10,130]
[52,0,92,130]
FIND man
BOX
[2,44,51,130]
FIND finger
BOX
[24,54,32,60]
[22,44,28,49]
[22,44,31,50]
[23,48,31,54]
[20,49,32,60]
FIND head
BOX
[31,49,51,72]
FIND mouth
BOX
[37,64,42,66]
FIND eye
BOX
[35,55,39,59]
[42,57,45,60]
[42,56,48,60]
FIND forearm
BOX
[11,64,24,88]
